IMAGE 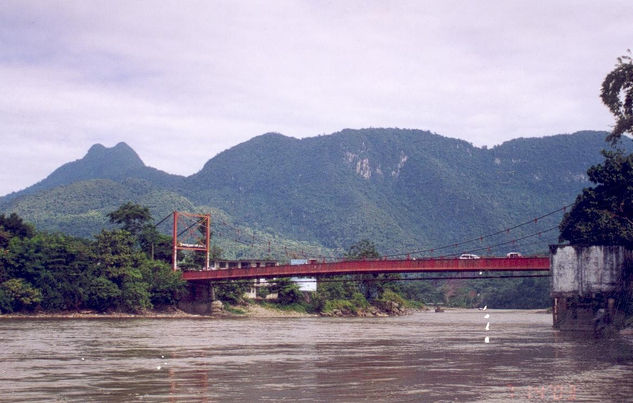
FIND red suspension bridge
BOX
[181,256,550,281]
[167,209,560,282]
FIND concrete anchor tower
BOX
[550,245,633,334]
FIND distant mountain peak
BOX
[259,132,286,137]
[83,142,143,166]
[251,132,297,144]
[87,143,107,154]
[9,142,147,196]
[113,141,135,151]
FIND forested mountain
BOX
[183,128,621,253]
[3,142,185,201]
[0,142,188,237]
[0,128,624,257]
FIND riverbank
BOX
[242,303,317,318]
[0,305,554,320]
[0,303,318,319]
[0,302,412,319]
[0,308,199,319]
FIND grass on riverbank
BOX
[223,303,246,315]
[253,300,310,314]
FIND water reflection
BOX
[0,311,632,401]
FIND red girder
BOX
[181,256,550,281]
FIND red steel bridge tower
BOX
[172,211,211,271]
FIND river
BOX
[1,310,632,402]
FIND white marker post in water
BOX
[483,306,490,343]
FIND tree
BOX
[120,279,152,313]
[344,239,390,301]
[90,229,152,312]
[344,239,381,260]
[560,53,633,246]
[0,213,35,248]
[29,233,91,311]
[601,50,633,145]
[92,230,141,283]
[210,245,223,260]
[559,151,633,246]
[272,278,303,305]
[108,203,174,262]
[0,278,42,312]
[86,276,120,311]
[215,280,251,304]
[107,202,152,237]
[145,260,186,306]
[139,227,172,262]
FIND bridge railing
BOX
[181,256,550,281]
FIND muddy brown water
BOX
[1,310,632,401]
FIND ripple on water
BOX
[0,311,632,401]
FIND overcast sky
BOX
[1,1,631,196]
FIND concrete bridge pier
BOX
[550,245,632,334]
[178,281,223,315]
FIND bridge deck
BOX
[181,256,550,281]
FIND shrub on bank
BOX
[257,300,309,313]
[322,293,369,315]
[377,289,406,307]
[0,278,42,313]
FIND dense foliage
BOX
[559,151,633,246]
[560,53,633,247]
[0,208,185,313]
[601,50,633,145]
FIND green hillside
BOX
[0,142,184,204]
[2,178,195,238]
[0,128,624,257]
[184,128,619,254]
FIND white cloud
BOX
[0,0,631,195]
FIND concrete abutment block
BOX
[550,245,633,334]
